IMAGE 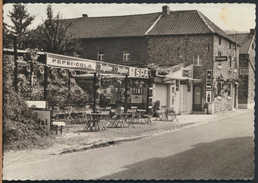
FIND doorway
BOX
[193,85,202,111]
[180,85,187,112]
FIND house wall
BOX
[79,37,149,66]
[212,35,239,113]
[147,35,214,80]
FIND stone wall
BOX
[212,35,239,113]
[79,37,149,66]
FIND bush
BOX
[3,55,48,151]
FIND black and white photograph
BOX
[2,3,256,180]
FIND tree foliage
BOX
[5,4,35,49]
[27,5,81,56]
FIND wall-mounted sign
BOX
[206,91,212,103]
[182,70,192,77]
[129,67,149,78]
[131,95,143,103]
[215,56,228,62]
[240,69,249,75]
[46,53,96,71]
[206,70,212,88]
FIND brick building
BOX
[67,6,240,114]
[229,30,255,109]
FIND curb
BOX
[56,135,149,155]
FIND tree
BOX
[6,4,35,49]
[27,5,81,56]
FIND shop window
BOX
[123,50,130,62]
[97,52,104,61]
[193,55,203,66]
[229,56,232,68]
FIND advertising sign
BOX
[46,53,96,71]
[215,56,228,61]
[131,95,143,103]
[240,69,249,75]
[182,70,192,77]
[97,63,114,74]
[96,63,129,75]
[129,67,149,78]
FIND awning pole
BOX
[93,73,96,113]
[124,76,128,113]
[44,66,48,100]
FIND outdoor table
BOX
[107,112,131,128]
[157,108,178,122]
[83,112,109,131]
[51,121,66,134]
[132,109,147,124]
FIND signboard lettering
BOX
[47,53,96,71]
[97,63,114,73]
[115,66,129,75]
[215,56,228,61]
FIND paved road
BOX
[3,110,254,180]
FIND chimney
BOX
[162,5,170,15]
[250,29,256,35]
[82,14,88,18]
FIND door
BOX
[193,85,202,111]
[180,85,187,112]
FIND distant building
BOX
[229,29,255,109]
[67,6,240,114]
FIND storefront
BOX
[153,64,194,114]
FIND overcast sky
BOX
[3,3,256,32]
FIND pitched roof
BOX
[67,13,161,39]
[229,33,255,54]
[68,9,236,43]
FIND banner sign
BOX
[129,67,149,78]
[46,53,96,71]
[96,63,129,76]
[182,70,192,77]
[240,69,249,75]
[215,56,228,61]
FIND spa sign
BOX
[46,53,96,71]
[129,67,149,78]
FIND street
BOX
[3,110,254,180]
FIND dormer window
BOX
[123,50,130,62]
[97,52,104,61]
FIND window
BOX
[180,80,186,85]
[218,52,221,56]
[123,50,130,62]
[229,42,231,49]
[219,37,221,45]
[97,52,104,61]
[229,56,232,68]
[193,55,203,66]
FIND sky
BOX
[3,3,256,32]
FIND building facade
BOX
[229,30,255,109]
[68,6,240,114]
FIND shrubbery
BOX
[3,55,48,151]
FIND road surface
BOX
[3,110,254,180]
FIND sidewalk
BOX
[43,108,254,155]
[3,108,253,167]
